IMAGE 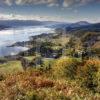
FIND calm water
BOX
[0,26,54,57]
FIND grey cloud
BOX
[0,0,100,7]
[63,0,75,7]
[0,0,13,6]
[63,0,99,7]
[6,0,13,6]
[15,0,100,7]
[15,0,58,5]
[0,0,58,6]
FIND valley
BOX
[0,21,100,100]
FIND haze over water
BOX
[0,26,54,57]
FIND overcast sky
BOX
[0,0,100,22]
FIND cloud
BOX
[0,0,58,6]
[62,0,99,7]
[0,0,13,6]
[15,0,58,6]
[48,3,59,7]
[0,13,64,22]
[0,0,100,8]
[63,0,75,7]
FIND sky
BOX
[0,0,100,23]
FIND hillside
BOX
[0,25,9,30]
[0,20,90,28]
[0,22,100,100]
[66,23,100,32]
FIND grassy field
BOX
[24,56,35,61]
[0,60,23,74]
[0,56,99,99]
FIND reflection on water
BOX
[0,26,54,57]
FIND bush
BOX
[26,91,43,100]
[52,57,80,79]
[0,67,99,99]
[82,59,100,92]
[39,59,54,72]
[0,57,7,64]
[0,74,5,81]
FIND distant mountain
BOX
[0,20,44,28]
[0,25,9,30]
[81,23,100,31]
[74,21,90,25]
[0,20,71,28]
[0,20,90,29]
[66,23,100,32]
[70,21,90,28]
[45,23,71,28]
[46,21,91,29]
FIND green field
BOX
[0,60,23,74]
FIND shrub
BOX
[0,57,7,64]
[0,74,5,81]
[39,59,54,72]
[52,57,80,79]
[26,91,42,100]
[0,68,99,99]
[82,59,100,92]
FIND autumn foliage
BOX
[0,58,100,100]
